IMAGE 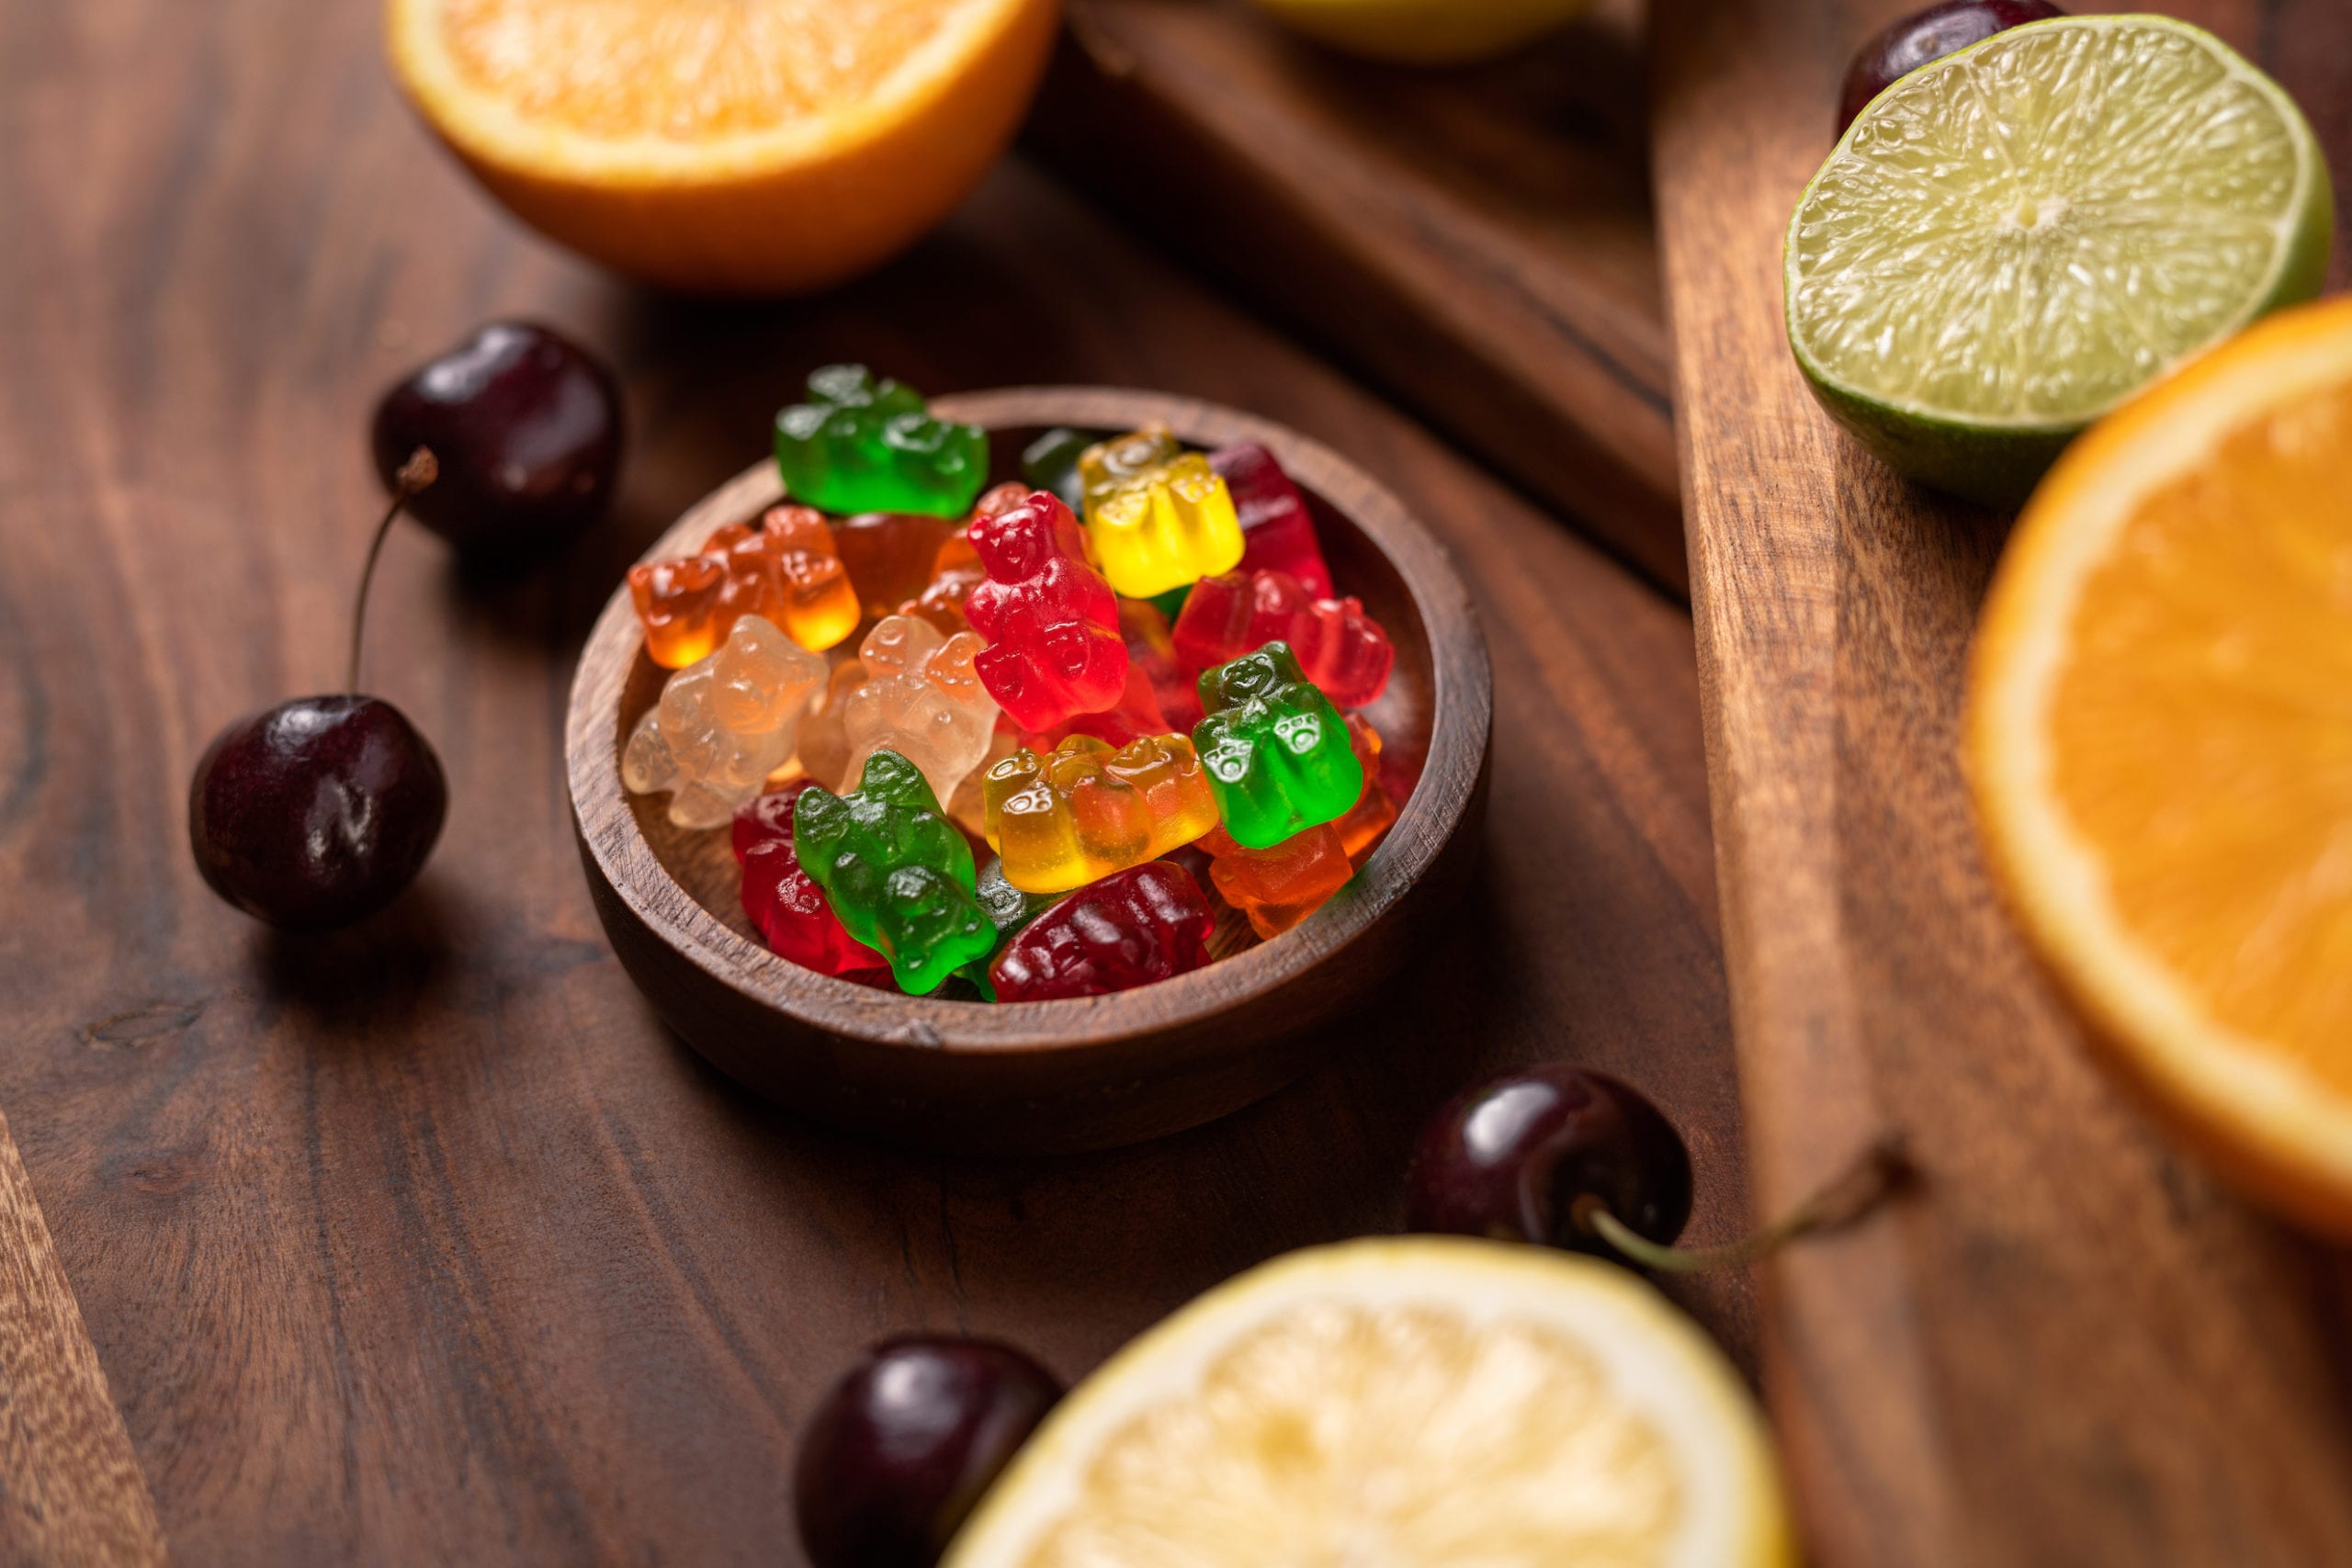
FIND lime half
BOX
[1786,16,2332,508]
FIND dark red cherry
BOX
[796,1337,1061,1568]
[1406,1065,1691,1256]
[371,321,622,555]
[1838,0,2064,134]
[188,695,447,929]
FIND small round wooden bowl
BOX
[567,388,1492,1155]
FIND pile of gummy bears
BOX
[621,366,1406,1003]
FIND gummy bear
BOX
[838,615,1001,807]
[793,750,997,995]
[1333,713,1399,863]
[622,615,828,829]
[899,532,988,635]
[628,505,862,668]
[733,784,892,985]
[1200,822,1352,940]
[791,657,868,792]
[1080,428,1246,600]
[977,854,1061,941]
[982,733,1220,895]
[963,491,1130,733]
[1021,427,1097,513]
[1119,596,1203,732]
[1077,426,1182,514]
[835,512,959,620]
[991,862,1216,1002]
[1211,443,1333,598]
[1171,569,1394,709]
[1193,642,1363,850]
[1018,660,1170,755]
[774,365,988,518]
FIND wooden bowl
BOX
[567,388,1492,1154]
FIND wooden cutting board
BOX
[1652,3,2352,1564]
[1043,0,2352,1558]
[1028,0,1686,592]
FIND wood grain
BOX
[573,393,1493,1153]
[0,1,1742,1560]
[0,1105,166,1568]
[1652,2,2352,1562]
[1028,0,1686,592]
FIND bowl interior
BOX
[611,424,1436,982]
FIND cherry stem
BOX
[1571,1135,1913,1275]
[349,449,438,694]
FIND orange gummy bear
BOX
[1201,821,1353,940]
[628,505,861,668]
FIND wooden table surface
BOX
[0,3,1749,1562]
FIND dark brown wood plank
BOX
[1028,0,1685,592]
[1651,2,2352,1563]
[0,2,1740,1561]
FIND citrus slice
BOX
[1968,295,2352,1235]
[1787,16,2331,507]
[1242,0,1596,65]
[944,1237,1790,1567]
[386,0,1059,294]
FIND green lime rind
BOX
[1785,15,2335,511]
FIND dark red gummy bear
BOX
[990,862,1215,1002]
[1210,442,1332,598]
[735,782,891,986]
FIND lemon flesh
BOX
[1787,17,2330,506]
[944,1239,1789,1567]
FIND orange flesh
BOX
[435,0,952,141]
[2049,375,2352,1071]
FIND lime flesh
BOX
[1786,16,2332,508]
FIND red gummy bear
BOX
[1019,660,1170,754]
[733,783,892,986]
[990,862,1215,1002]
[964,491,1129,733]
[1118,596,1202,732]
[1211,443,1332,598]
[1171,569,1395,709]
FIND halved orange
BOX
[386,0,1060,294]
[1968,295,2352,1235]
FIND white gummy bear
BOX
[622,615,826,829]
[838,615,1001,807]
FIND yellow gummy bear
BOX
[1081,448,1245,600]
[982,733,1221,895]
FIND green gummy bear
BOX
[1193,642,1363,850]
[774,364,989,519]
[793,750,997,995]
[1019,426,1097,513]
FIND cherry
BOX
[1838,1,2064,134]
[187,453,449,929]
[1408,1063,1912,1272]
[1407,1065,1692,1256]
[796,1337,1061,1568]
[371,321,622,556]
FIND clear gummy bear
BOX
[623,614,826,829]
[837,614,1001,807]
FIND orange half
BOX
[387,0,1060,293]
[1968,295,2352,1234]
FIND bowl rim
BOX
[566,386,1492,1056]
